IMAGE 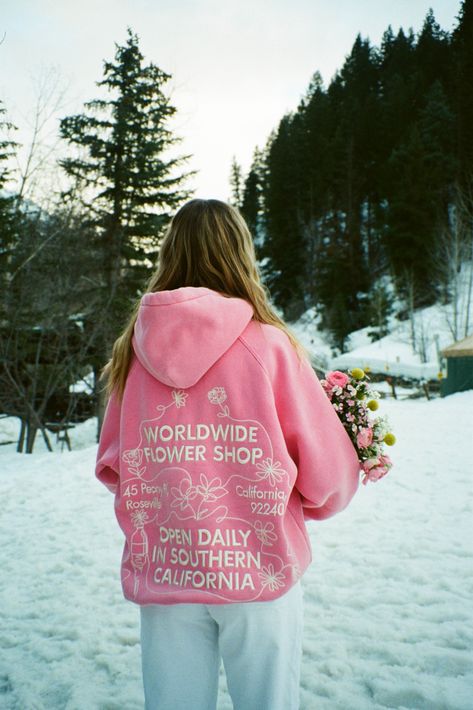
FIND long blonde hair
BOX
[99,198,309,401]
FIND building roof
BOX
[440,333,473,358]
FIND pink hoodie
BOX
[95,286,361,605]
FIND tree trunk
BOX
[25,421,37,453]
[40,426,53,452]
[95,364,108,442]
[17,418,26,452]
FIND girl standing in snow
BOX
[95,198,361,710]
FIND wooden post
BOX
[386,376,397,399]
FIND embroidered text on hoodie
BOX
[95,286,361,605]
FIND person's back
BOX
[95,198,361,710]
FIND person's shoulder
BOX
[259,322,291,343]
[238,320,302,377]
[240,320,293,351]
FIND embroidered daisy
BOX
[258,563,286,591]
[255,457,286,486]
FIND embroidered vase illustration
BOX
[130,511,149,596]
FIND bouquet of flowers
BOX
[320,368,395,485]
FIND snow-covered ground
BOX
[1,390,472,710]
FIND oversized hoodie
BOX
[95,286,361,605]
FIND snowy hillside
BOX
[1,390,472,709]
[289,267,473,381]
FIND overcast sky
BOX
[1,0,461,204]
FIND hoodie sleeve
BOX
[95,388,121,494]
[271,341,361,521]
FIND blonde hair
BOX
[99,198,309,401]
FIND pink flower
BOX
[362,457,379,472]
[326,370,350,389]
[320,379,333,400]
[361,455,390,483]
[357,427,374,449]
[366,466,389,482]
[378,453,393,469]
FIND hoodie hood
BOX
[131,286,254,388]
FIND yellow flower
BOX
[437,371,443,380]
[367,399,379,410]
[384,433,396,446]
[351,368,365,380]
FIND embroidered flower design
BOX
[195,473,228,502]
[170,480,199,511]
[208,387,227,405]
[255,457,286,486]
[208,387,229,417]
[122,448,143,467]
[258,563,286,591]
[254,521,277,546]
[172,389,188,407]
[131,510,149,528]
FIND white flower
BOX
[172,390,188,407]
[122,448,143,467]
[131,510,149,528]
[171,480,198,511]
[254,521,277,546]
[208,387,227,405]
[195,473,228,502]
[255,457,286,486]
[373,414,390,439]
[258,563,286,591]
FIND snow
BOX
[69,372,94,394]
[1,391,472,709]
[289,265,473,381]
[329,337,440,379]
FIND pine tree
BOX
[384,81,456,305]
[261,114,307,316]
[451,0,473,187]
[58,27,195,366]
[415,8,451,91]
[241,147,265,248]
[0,100,19,302]
[310,34,381,339]
[378,26,417,179]
[229,156,243,208]
[255,9,463,337]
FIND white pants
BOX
[139,581,304,710]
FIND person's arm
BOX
[95,388,121,494]
[272,343,361,521]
